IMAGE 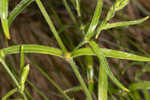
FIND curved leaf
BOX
[101,16,149,30]
[71,47,150,61]
[8,0,34,26]
[0,45,63,57]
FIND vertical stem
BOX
[67,58,92,100]
[35,0,67,55]
[0,59,20,88]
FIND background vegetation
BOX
[0,0,150,100]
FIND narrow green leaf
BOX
[0,0,10,39]
[64,86,82,93]
[85,0,103,41]
[89,41,129,92]
[71,47,150,61]
[20,46,25,72]
[129,81,150,91]
[35,0,67,54]
[101,16,149,30]
[0,45,63,57]
[20,64,30,93]
[8,0,34,26]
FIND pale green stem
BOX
[67,58,92,100]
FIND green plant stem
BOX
[0,59,20,88]
[35,0,67,55]
[67,58,92,100]
[2,88,18,100]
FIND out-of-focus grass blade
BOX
[27,80,49,100]
[75,0,81,17]
[85,0,103,41]
[64,86,82,93]
[129,81,150,91]
[32,60,72,100]
[12,98,23,100]
[135,65,150,80]
[98,65,108,100]
[143,89,150,100]
[8,0,34,26]
[71,47,150,61]
[0,45,63,57]
[62,0,77,26]
[89,41,129,92]
[101,16,149,30]
[0,0,10,39]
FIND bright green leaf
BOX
[101,16,149,30]
[0,45,63,57]
[71,47,150,62]
[89,41,129,92]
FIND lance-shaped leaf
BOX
[84,0,103,40]
[20,46,25,72]
[20,64,30,93]
[89,41,129,92]
[8,0,34,26]
[129,81,150,91]
[71,47,150,62]
[101,16,149,30]
[0,45,63,57]
[0,0,10,39]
